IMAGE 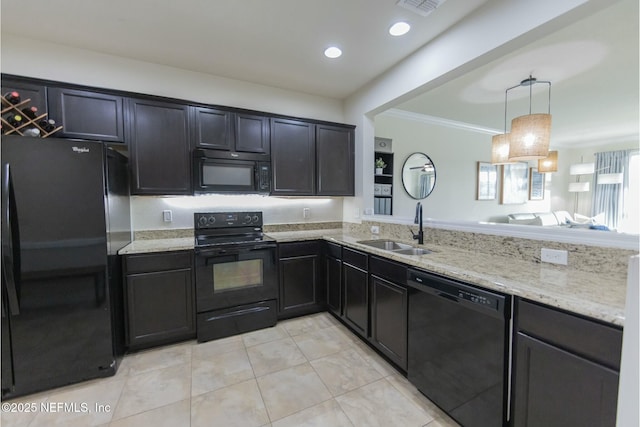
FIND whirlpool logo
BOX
[72,146,90,153]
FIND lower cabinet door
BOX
[370,275,407,370]
[513,332,619,427]
[325,255,342,316]
[126,268,195,349]
[343,263,368,337]
[279,254,320,317]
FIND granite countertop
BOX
[119,229,627,326]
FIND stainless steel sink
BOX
[393,248,431,256]
[357,240,412,250]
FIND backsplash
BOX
[345,220,637,280]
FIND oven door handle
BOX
[195,243,276,258]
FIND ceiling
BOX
[392,0,639,148]
[0,0,489,99]
[1,0,638,148]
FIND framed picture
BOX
[476,162,497,200]
[529,168,545,200]
[501,162,529,204]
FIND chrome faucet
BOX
[412,202,424,245]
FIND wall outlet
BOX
[162,210,172,222]
[371,225,380,234]
[541,248,568,265]
[303,207,310,219]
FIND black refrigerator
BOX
[1,135,131,399]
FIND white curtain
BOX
[591,150,630,229]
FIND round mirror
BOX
[402,153,436,199]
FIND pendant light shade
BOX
[491,133,512,164]
[538,150,558,173]
[509,113,552,160]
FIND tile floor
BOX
[1,312,460,427]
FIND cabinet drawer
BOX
[279,241,319,258]
[343,247,367,270]
[369,256,406,284]
[517,299,622,370]
[325,242,342,259]
[125,251,192,274]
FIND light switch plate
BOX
[541,248,568,265]
[162,210,172,222]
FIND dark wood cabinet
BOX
[325,242,343,316]
[270,118,315,195]
[124,251,195,349]
[342,247,369,338]
[192,107,270,154]
[278,241,324,318]
[127,98,191,195]
[47,87,125,143]
[235,112,270,154]
[512,299,622,427]
[369,256,408,370]
[1,77,47,113]
[316,124,354,196]
[192,106,232,150]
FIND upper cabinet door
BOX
[47,87,125,143]
[127,98,191,195]
[270,118,315,196]
[235,113,270,154]
[1,78,47,113]
[316,124,354,196]
[192,106,233,150]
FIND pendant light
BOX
[508,76,552,160]
[538,150,558,173]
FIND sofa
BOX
[507,211,573,226]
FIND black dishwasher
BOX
[407,269,511,427]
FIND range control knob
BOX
[252,215,260,223]
[244,215,252,224]
[198,216,208,227]
[207,216,216,225]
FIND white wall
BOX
[131,195,343,230]
[0,34,345,123]
[374,113,551,223]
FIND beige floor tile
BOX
[29,378,125,427]
[310,348,383,396]
[271,399,355,427]
[112,363,190,420]
[352,339,398,377]
[242,324,289,347]
[336,378,434,427]
[191,379,269,427]
[108,399,190,427]
[280,313,334,336]
[246,337,307,377]
[293,326,356,361]
[257,363,332,421]
[121,342,192,377]
[191,334,245,360]
[424,415,462,427]
[191,347,255,396]
[1,393,49,427]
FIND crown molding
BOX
[380,108,502,135]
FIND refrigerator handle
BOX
[2,163,20,316]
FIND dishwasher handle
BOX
[407,268,508,318]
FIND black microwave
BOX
[193,149,271,194]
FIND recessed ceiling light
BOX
[389,21,411,36]
[324,46,342,59]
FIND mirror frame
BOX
[401,152,436,200]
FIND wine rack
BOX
[1,95,62,138]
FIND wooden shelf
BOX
[1,96,62,138]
